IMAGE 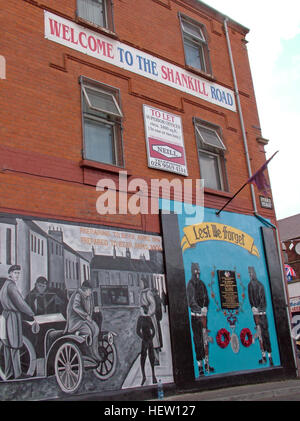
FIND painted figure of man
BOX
[64,281,102,363]
[139,277,160,365]
[0,265,37,380]
[248,266,273,366]
[26,276,66,315]
[136,305,157,386]
[186,263,214,375]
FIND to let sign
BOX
[143,105,188,176]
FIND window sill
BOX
[204,187,232,198]
[185,65,216,82]
[75,17,119,40]
[80,159,128,175]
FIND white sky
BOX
[200,0,300,220]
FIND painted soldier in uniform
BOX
[187,263,214,375]
[0,265,37,380]
[248,266,273,366]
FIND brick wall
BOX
[0,0,276,230]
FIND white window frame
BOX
[180,14,212,75]
[198,149,224,191]
[83,115,118,165]
[195,125,226,150]
[77,0,113,31]
[194,120,227,191]
[82,85,123,118]
[80,76,124,167]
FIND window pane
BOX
[85,87,121,116]
[199,151,221,190]
[197,126,225,149]
[185,39,206,71]
[78,0,105,27]
[84,119,115,164]
[182,20,205,41]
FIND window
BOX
[194,119,227,191]
[128,273,134,286]
[77,0,114,31]
[180,15,212,75]
[81,76,124,167]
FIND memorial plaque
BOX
[217,270,239,310]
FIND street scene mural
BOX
[0,214,173,400]
[161,200,281,379]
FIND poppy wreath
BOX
[216,328,231,349]
[240,328,253,347]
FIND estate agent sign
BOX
[143,105,188,176]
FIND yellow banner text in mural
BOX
[181,222,260,257]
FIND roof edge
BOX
[181,0,250,35]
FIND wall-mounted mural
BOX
[0,215,173,400]
[161,200,281,379]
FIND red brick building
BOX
[0,0,296,401]
[278,214,300,345]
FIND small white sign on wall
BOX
[143,105,188,176]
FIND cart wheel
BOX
[0,336,36,381]
[93,337,117,380]
[54,342,83,394]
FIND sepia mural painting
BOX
[0,214,174,400]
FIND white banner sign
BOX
[143,105,188,175]
[44,11,236,112]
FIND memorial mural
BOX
[0,214,173,400]
[161,200,281,379]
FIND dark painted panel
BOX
[261,226,296,372]
[160,213,195,386]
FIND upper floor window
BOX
[80,76,124,167]
[77,0,114,31]
[194,119,227,191]
[180,15,212,75]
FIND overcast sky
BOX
[200,0,300,220]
